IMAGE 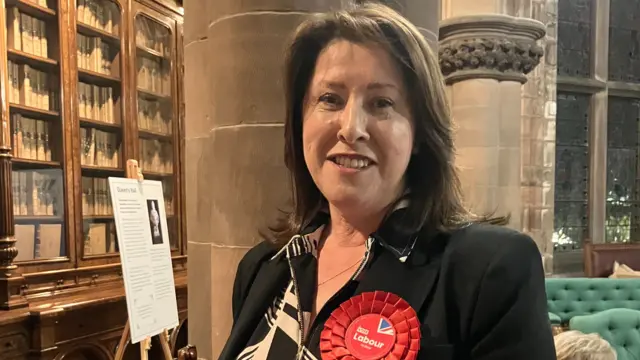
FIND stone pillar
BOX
[183,1,441,358]
[373,0,440,47]
[519,0,558,274]
[439,14,545,234]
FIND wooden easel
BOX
[114,159,173,360]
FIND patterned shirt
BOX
[236,220,417,360]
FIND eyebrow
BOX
[367,82,398,90]
[317,81,399,91]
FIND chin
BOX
[324,190,372,212]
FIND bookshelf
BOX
[0,0,187,358]
[6,0,67,264]
[2,0,184,267]
[133,9,178,249]
[76,0,124,261]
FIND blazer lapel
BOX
[353,236,444,314]
[219,257,290,360]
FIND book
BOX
[11,64,55,111]
[84,223,107,256]
[14,224,35,262]
[12,170,62,217]
[20,13,32,54]
[6,7,21,51]
[78,81,116,123]
[81,176,114,216]
[139,138,173,174]
[38,224,62,259]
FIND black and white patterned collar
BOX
[270,196,418,263]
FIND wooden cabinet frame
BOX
[0,0,186,314]
[0,1,188,357]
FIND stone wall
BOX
[519,0,558,274]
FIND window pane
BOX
[554,92,590,273]
[557,0,592,78]
[76,0,124,257]
[606,97,640,242]
[135,14,178,249]
[608,0,640,83]
[8,1,67,262]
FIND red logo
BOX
[345,314,396,360]
[320,291,421,360]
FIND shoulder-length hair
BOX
[268,3,505,246]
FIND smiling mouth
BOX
[328,155,374,170]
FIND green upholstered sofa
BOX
[570,308,640,360]
[546,278,640,329]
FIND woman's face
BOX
[302,40,414,216]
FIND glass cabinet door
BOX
[75,0,124,258]
[6,0,67,262]
[133,11,178,250]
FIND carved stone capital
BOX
[439,14,546,85]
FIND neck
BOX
[325,203,387,247]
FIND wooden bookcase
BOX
[0,0,187,359]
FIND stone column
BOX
[183,1,441,358]
[373,0,440,47]
[519,0,558,275]
[439,15,545,234]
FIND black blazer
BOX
[219,224,556,360]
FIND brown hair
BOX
[268,3,504,246]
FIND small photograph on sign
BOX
[146,199,163,245]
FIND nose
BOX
[337,98,369,144]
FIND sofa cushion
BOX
[546,278,640,323]
[570,308,640,360]
[549,312,562,325]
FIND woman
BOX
[219,3,555,360]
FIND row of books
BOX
[12,114,52,162]
[82,176,113,216]
[15,223,63,262]
[80,127,121,168]
[137,56,171,95]
[78,0,117,34]
[140,138,173,174]
[8,61,59,111]
[135,16,170,56]
[78,33,114,75]
[14,199,176,262]
[138,97,172,134]
[12,169,63,217]
[15,222,120,261]
[6,8,48,58]
[80,176,174,218]
[78,81,116,123]
[84,222,118,256]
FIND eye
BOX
[373,97,394,109]
[318,93,343,109]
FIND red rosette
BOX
[320,291,421,360]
